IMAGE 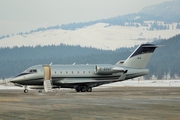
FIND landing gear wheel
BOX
[75,86,92,92]
[75,88,80,92]
[80,87,86,92]
[87,87,92,92]
[24,89,28,93]
[38,90,42,93]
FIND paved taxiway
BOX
[0,87,180,120]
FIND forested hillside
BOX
[147,34,180,79]
[139,0,180,22]
[0,44,132,78]
[0,34,180,79]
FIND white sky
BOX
[0,0,170,36]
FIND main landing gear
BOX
[75,86,92,92]
[38,90,42,93]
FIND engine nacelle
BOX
[94,65,125,75]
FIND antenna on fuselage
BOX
[49,62,53,65]
[73,62,76,65]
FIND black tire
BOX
[24,89,28,93]
[80,87,86,92]
[87,87,92,92]
[38,90,42,93]
[75,87,80,92]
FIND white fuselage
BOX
[11,64,148,88]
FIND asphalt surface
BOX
[0,87,180,120]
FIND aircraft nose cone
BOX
[10,78,24,87]
[10,78,16,83]
[10,77,21,83]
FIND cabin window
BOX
[66,71,68,74]
[60,71,62,74]
[72,71,73,74]
[77,71,79,74]
[89,71,91,74]
[55,71,56,74]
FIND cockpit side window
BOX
[16,69,37,77]
[29,69,37,73]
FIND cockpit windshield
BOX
[28,69,37,73]
[16,69,37,77]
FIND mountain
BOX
[0,1,180,49]
[0,34,180,79]
[1,0,180,79]
[0,23,180,50]
[1,1,180,49]
[146,34,180,79]
[139,0,180,22]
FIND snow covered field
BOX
[1,80,180,90]
[102,80,180,87]
[0,85,23,90]
[1,23,180,50]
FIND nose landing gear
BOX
[24,85,28,93]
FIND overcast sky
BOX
[0,0,170,36]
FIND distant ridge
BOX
[0,23,180,50]
[139,0,180,22]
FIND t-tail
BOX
[117,44,158,69]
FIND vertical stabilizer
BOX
[122,44,157,68]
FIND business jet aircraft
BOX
[10,44,157,93]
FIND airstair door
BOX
[43,65,51,80]
[43,65,52,92]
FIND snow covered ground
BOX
[0,80,180,90]
[102,80,180,87]
[1,23,180,50]
[0,85,23,89]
